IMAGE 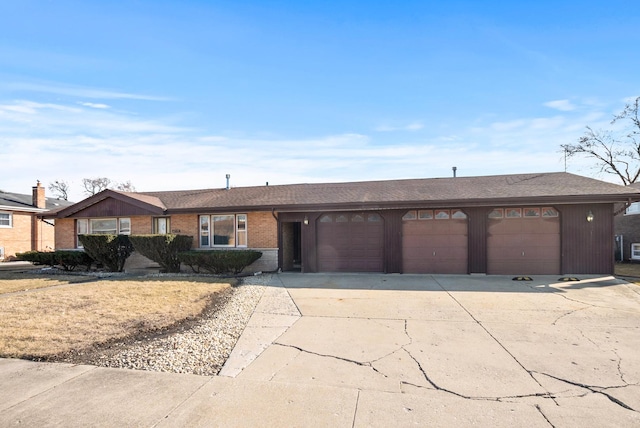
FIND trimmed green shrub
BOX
[129,234,193,273]
[16,251,55,267]
[52,251,94,271]
[78,234,133,272]
[178,250,262,275]
[16,250,94,271]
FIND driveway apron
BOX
[1,273,639,427]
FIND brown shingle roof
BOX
[137,172,640,212]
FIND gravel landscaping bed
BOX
[51,274,271,376]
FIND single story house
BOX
[43,172,640,275]
[0,181,73,260]
[614,182,640,262]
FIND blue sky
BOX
[1,0,638,201]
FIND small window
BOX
[319,214,333,223]
[76,219,88,248]
[154,217,170,234]
[236,214,247,247]
[435,209,450,219]
[0,212,11,227]
[506,208,522,218]
[119,218,131,235]
[451,209,467,219]
[200,215,210,246]
[402,210,417,221]
[351,214,364,222]
[632,243,640,260]
[418,210,433,220]
[367,213,382,222]
[488,209,503,219]
[335,214,348,223]
[524,208,540,218]
[626,203,640,215]
[542,207,559,217]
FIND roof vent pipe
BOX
[452,166,457,178]
[225,174,230,190]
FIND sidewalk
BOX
[1,273,640,427]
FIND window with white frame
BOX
[626,202,640,215]
[0,212,12,228]
[199,214,248,248]
[632,243,640,260]
[154,217,170,234]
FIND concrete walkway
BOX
[2,273,640,427]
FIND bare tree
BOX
[82,177,112,195]
[48,180,70,200]
[561,97,640,185]
[115,180,136,192]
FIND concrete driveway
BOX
[2,273,640,427]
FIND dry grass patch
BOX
[0,275,233,359]
[0,272,92,294]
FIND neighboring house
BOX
[614,182,640,262]
[43,172,640,275]
[0,181,73,260]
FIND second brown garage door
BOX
[317,212,384,272]
[487,207,561,275]
[402,209,468,274]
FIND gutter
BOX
[0,204,48,214]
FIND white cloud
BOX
[1,95,623,202]
[79,102,110,109]
[375,121,424,132]
[4,81,170,101]
[544,99,577,111]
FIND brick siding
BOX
[0,211,55,259]
[248,211,277,248]
[55,218,76,249]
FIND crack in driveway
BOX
[534,371,638,412]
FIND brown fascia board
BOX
[162,192,640,215]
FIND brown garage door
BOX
[487,207,560,275]
[402,209,468,274]
[317,212,384,272]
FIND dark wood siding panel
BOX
[402,218,468,274]
[466,207,489,274]
[560,204,614,274]
[382,210,403,273]
[71,199,159,218]
[303,213,320,273]
[487,216,560,275]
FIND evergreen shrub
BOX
[178,250,262,275]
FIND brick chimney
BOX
[32,180,46,209]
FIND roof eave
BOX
[161,193,640,214]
